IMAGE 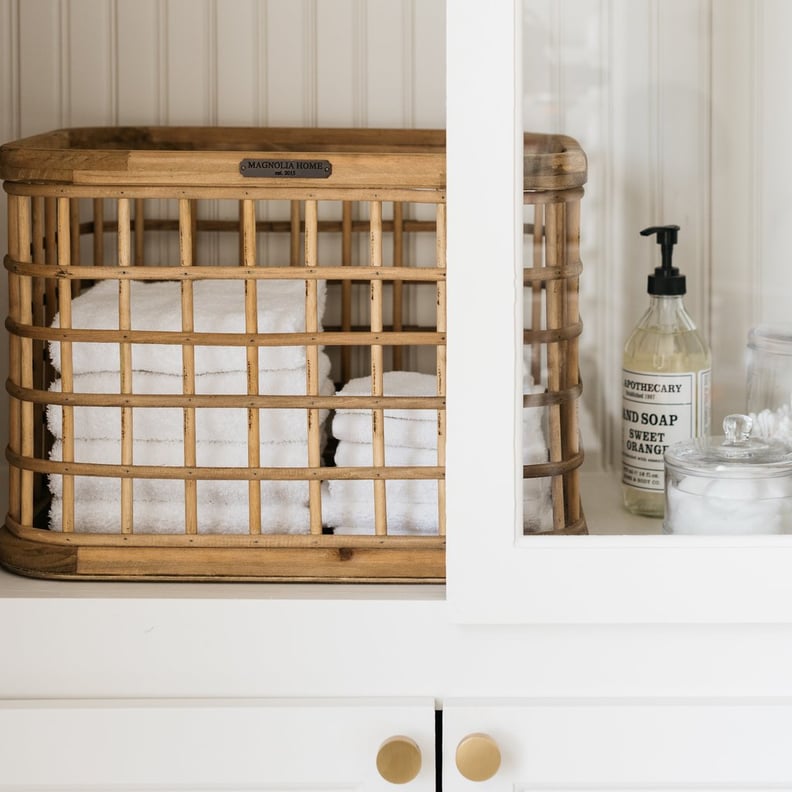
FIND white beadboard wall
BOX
[0,0,790,480]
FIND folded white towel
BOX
[48,473,312,508]
[332,436,546,468]
[321,490,440,536]
[326,477,441,505]
[49,278,327,375]
[324,488,553,536]
[335,371,440,420]
[332,370,546,450]
[47,370,335,444]
[332,408,545,451]
[48,435,315,504]
[522,495,555,533]
[49,436,316,469]
[48,495,311,535]
[326,472,549,506]
[332,440,438,468]
[329,412,436,450]
[51,352,332,397]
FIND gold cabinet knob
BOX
[455,732,501,782]
[376,735,422,784]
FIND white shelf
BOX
[580,471,664,535]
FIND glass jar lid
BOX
[748,324,792,356]
[665,414,792,478]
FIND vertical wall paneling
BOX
[216,0,260,125]
[609,0,654,344]
[412,0,445,129]
[655,0,712,337]
[67,0,114,126]
[756,0,792,326]
[523,0,558,134]
[584,0,653,466]
[116,0,161,123]
[266,0,313,126]
[165,0,212,124]
[0,0,19,143]
[364,0,407,128]
[18,0,62,134]
[710,0,758,421]
[315,0,359,126]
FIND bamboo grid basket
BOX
[0,126,587,582]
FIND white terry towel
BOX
[47,369,335,444]
[323,472,552,535]
[332,433,547,468]
[48,438,314,505]
[324,489,554,536]
[523,482,554,532]
[49,436,316,469]
[48,495,311,535]
[49,278,327,375]
[336,371,441,421]
[331,371,439,450]
[332,370,546,450]
[49,351,332,397]
[332,408,545,453]
[333,440,438,468]
[324,436,440,534]
[321,492,439,536]
[326,477,440,505]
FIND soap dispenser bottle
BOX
[622,224,711,517]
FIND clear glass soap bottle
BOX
[622,225,711,517]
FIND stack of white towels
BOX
[322,371,442,535]
[321,366,553,535]
[47,278,332,534]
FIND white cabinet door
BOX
[0,698,436,791]
[443,698,792,790]
[445,0,792,627]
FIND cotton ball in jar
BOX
[666,474,792,535]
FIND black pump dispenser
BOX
[641,224,686,296]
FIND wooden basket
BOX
[0,126,587,582]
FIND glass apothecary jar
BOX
[664,414,792,535]
[746,324,792,443]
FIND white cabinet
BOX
[443,698,792,790]
[0,698,436,790]
[7,695,789,790]
[3,1,792,789]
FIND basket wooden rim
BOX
[4,515,446,549]
[0,523,447,582]
[0,126,587,191]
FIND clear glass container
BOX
[746,324,792,444]
[664,414,792,535]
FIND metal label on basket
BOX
[239,159,332,178]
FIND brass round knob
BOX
[455,732,501,782]
[376,735,422,784]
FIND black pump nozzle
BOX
[640,224,686,296]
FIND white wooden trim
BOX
[445,0,523,618]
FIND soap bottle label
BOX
[622,368,711,492]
